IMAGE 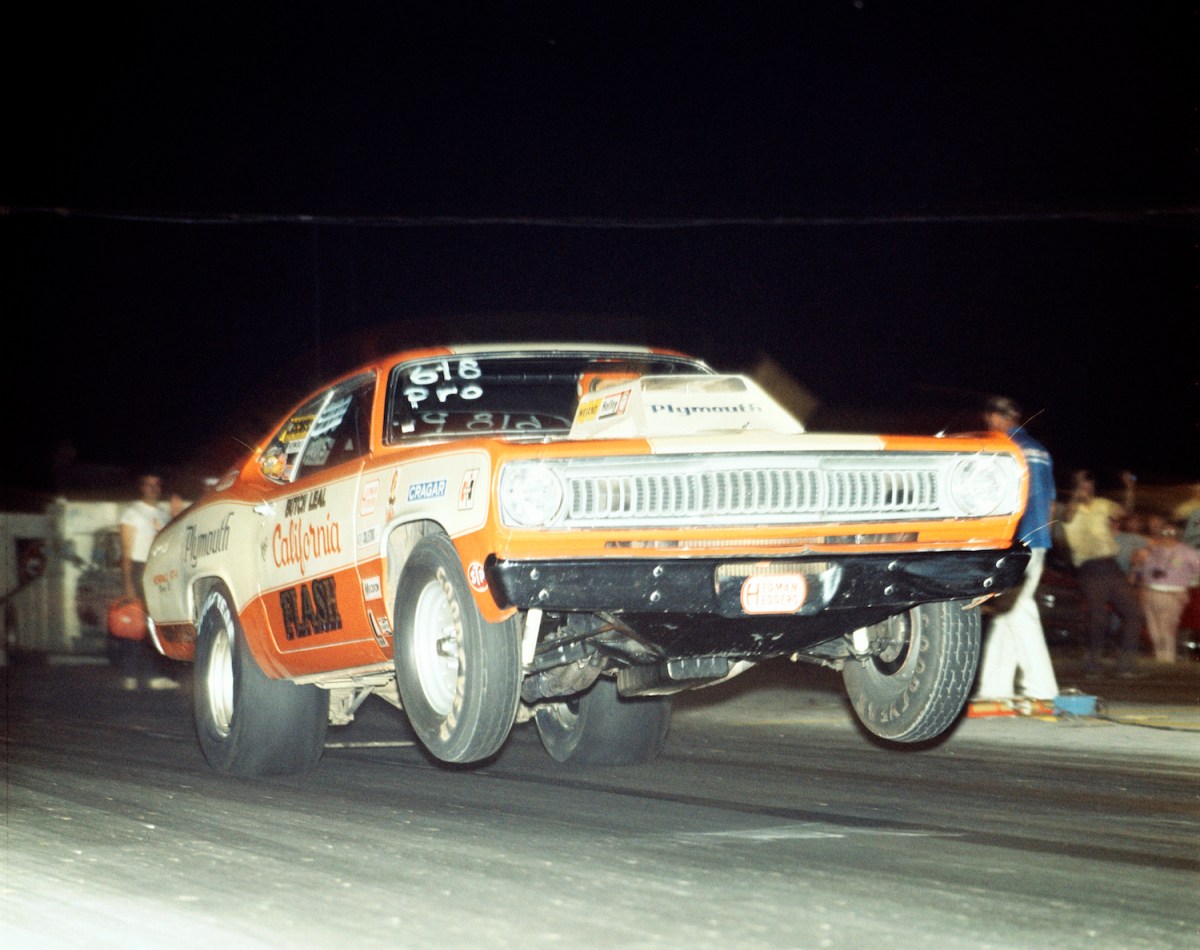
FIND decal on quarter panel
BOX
[278,577,343,640]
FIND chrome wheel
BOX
[204,622,235,738]
[194,584,329,776]
[411,576,460,717]
[393,534,521,764]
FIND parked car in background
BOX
[143,343,1030,776]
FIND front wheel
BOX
[534,676,672,765]
[393,534,521,763]
[193,584,329,776]
[842,600,980,743]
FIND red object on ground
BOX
[107,598,148,641]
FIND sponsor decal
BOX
[367,609,391,647]
[284,487,327,518]
[598,389,631,419]
[459,469,479,510]
[574,396,602,424]
[467,561,489,593]
[386,470,400,519]
[740,574,808,615]
[279,576,343,640]
[151,567,179,591]
[184,512,233,568]
[357,525,379,549]
[360,479,380,515]
[362,575,383,601]
[272,512,343,576]
[407,478,447,503]
[649,402,764,417]
[280,414,315,443]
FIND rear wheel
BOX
[194,584,329,776]
[534,676,672,765]
[842,600,980,743]
[393,534,521,763]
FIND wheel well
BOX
[190,575,237,627]
[384,519,443,613]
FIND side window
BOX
[260,374,375,483]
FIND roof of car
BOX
[444,342,680,356]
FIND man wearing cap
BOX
[974,396,1060,709]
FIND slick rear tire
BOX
[194,584,329,777]
[842,600,980,743]
[534,676,672,765]
[393,534,521,764]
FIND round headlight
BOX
[950,456,1010,517]
[499,464,565,527]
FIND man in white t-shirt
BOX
[116,473,178,690]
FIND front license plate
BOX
[739,574,808,614]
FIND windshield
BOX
[386,352,710,440]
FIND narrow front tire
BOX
[842,600,980,743]
[393,535,521,763]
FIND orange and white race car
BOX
[145,343,1030,776]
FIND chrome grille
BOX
[498,451,1024,529]
[568,465,939,524]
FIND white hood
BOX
[568,374,806,440]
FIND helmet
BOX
[108,597,148,640]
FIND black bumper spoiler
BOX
[487,547,1030,618]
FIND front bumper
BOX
[487,547,1029,618]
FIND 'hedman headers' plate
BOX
[739,574,808,614]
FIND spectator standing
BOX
[1173,482,1200,652]
[1131,518,1200,662]
[1173,482,1200,550]
[973,396,1059,707]
[116,472,178,690]
[1114,512,1150,581]
[1060,469,1143,677]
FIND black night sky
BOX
[3,3,1196,500]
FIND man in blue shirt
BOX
[974,396,1060,708]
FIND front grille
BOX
[553,454,968,527]
[568,467,938,524]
